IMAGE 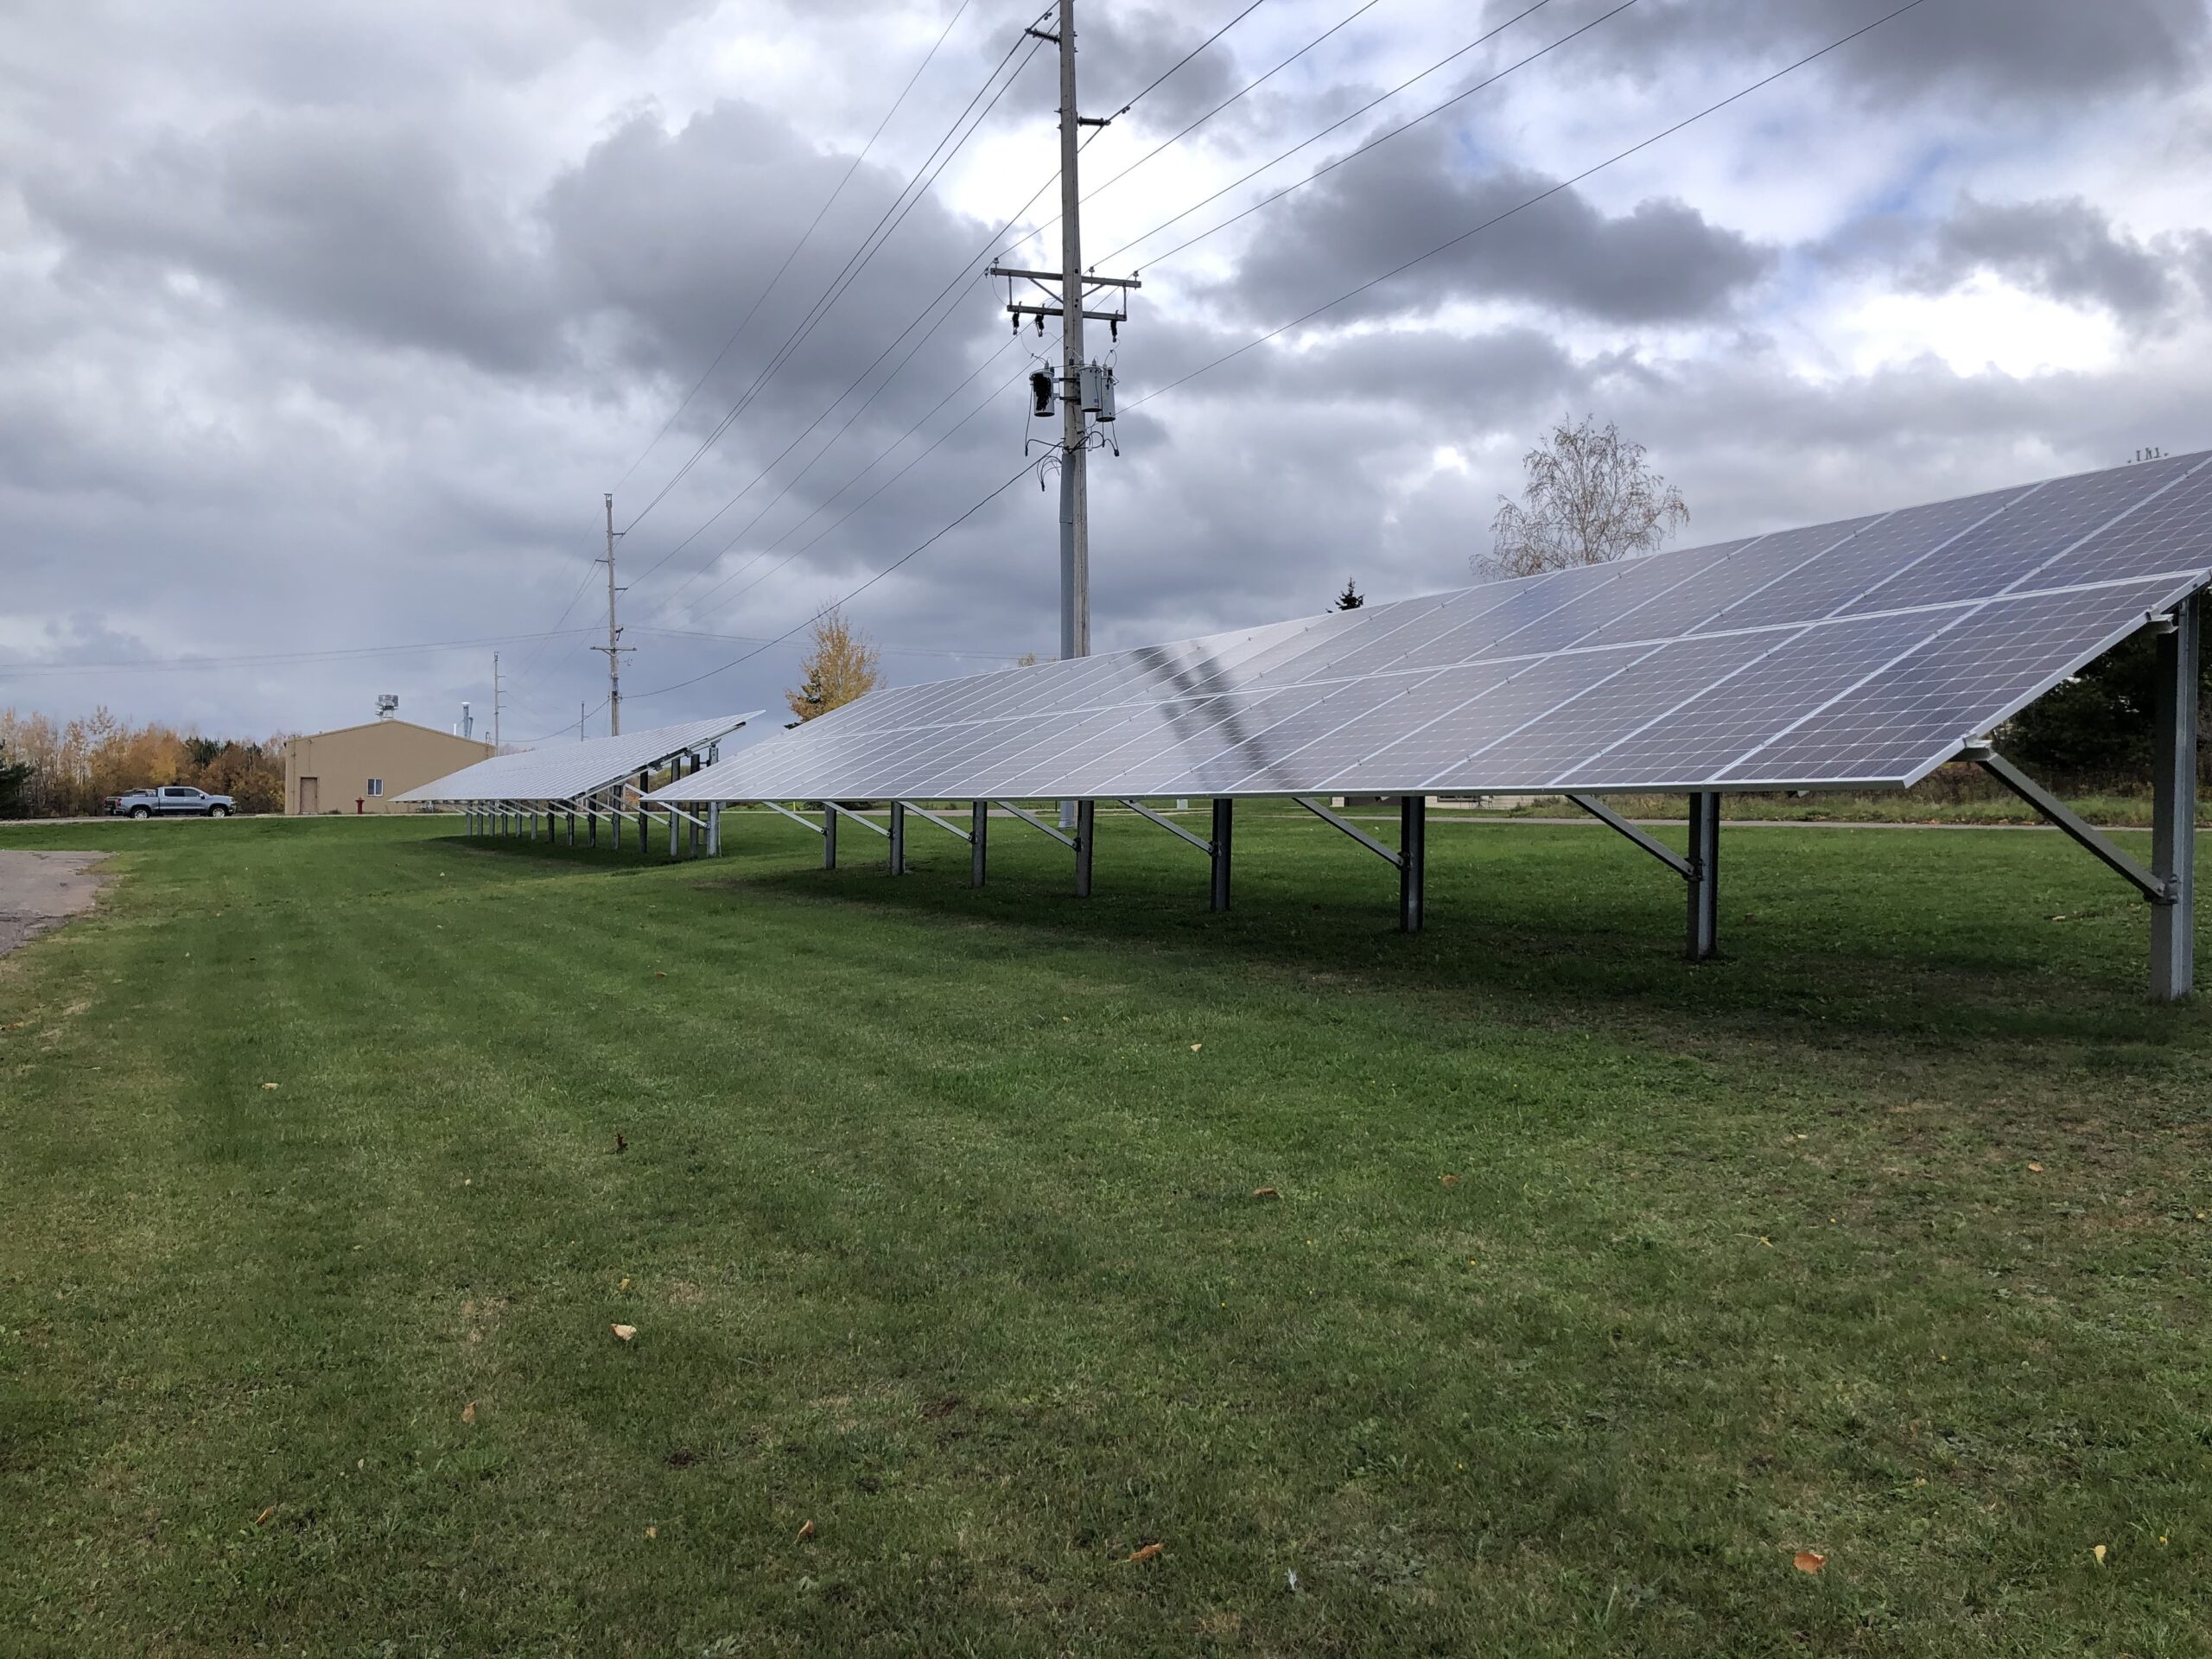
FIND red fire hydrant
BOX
[355,798,365,814]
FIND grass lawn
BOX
[2,808,2208,1656]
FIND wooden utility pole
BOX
[988,0,1139,825]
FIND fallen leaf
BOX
[1190,1043,1202,1052]
[619,1276,632,1291]
[262,1082,279,1090]
[1792,1549,1826,1574]
[614,1132,626,1154]
[611,1324,638,1343]
[1126,1542,1163,1564]
[1252,1186,1280,1200]
[797,1519,816,1541]
[461,1401,476,1425]
[254,1506,276,1526]
[1440,1173,1460,1187]
[2092,1543,2107,1566]
[2027,1162,2044,1173]
[645,1525,658,1539]
[654,971,667,979]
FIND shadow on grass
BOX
[434,822,2210,1059]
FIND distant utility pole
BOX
[492,652,503,749]
[988,0,1138,825]
[594,492,633,735]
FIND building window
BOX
[367,779,385,797]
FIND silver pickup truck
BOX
[107,785,235,818]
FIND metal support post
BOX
[1074,800,1095,897]
[823,803,838,869]
[1211,798,1233,912]
[708,802,721,857]
[889,802,907,875]
[1400,795,1426,933]
[971,799,988,886]
[2152,594,2200,1000]
[638,771,651,856]
[611,799,621,850]
[1687,792,1719,961]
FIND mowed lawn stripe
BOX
[0,812,2206,1654]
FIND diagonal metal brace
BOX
[993,798,1077,851]
[1293,796,1404,869]
[757,799,824,836]
[1566,793,1694,880]
[825,802,891,838]
[1117,798,1212,854]
[897,801,972,844]
[1974,748,2170,902]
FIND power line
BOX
[621,0,1270,614]
[1096,0,1575,270]
[1003,0,1386,257]
[632,625,1026,662]
[1127,0,1939,410]
[606,0,982,498]
[620,459,1044,707]
[681,350,1052,632]
[1101,0,1270,122]
[651,330,1031,625]
[618,13,1052,543]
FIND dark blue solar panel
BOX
[1729,577,2193,785]
[1559,611,1936,788]
[1839,454,2201,615]
[2026,454,2212,591]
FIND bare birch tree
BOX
[1479,416,1689,580]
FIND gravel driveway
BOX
[0,850,109,957]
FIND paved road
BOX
[0,851,108,957]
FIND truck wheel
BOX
[129,805,151,819]
[208,805,230,817]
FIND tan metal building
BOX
[284,721,493,816]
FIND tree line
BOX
[0,708,288,817]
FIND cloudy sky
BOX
[4,0,2209,747]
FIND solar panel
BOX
[397,712,762,804]
[648,450,2212,810]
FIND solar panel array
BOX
[649,451,2212,807]
[397,713,762,804]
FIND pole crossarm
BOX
[1565,794,1695,880]
[825,802,892,838]
[987,266,1141,289]
[897,801,973,843]
[758,799,825,836]
[1972,748,2170,902]
[1007,303,1129,324]
[1117,798,1213,853]
[994,798,1077,850]
[1293,796,1405,868]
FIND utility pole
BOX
[594,492,633,735]
[989,0,1138,825]
[580,701,587,741]
[492,652,503,750]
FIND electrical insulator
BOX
[1029,371,1055,419]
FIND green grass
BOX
[1,809,2208,1656]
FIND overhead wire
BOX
[652,328,1031,624]
[1095,0,1580,269]
[617,10,1053,543]
[1001,0,1386,257]
[607,0,982,498]
[1125,0,1939,410]
[686,347,1056,629]
[626,0,1942,709]
[620,0,1276,616]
